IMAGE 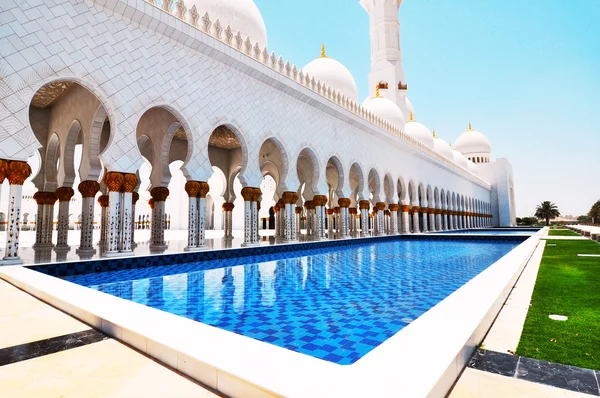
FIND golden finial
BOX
[432,129,437,138]
[375,85,380,97]
[468,122,473,131]
[409,112,414,122]
[320,43,327,58]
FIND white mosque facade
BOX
[0,0,516,263]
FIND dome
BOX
[452,149,469,169]
[454,123,492,156]
[362,90,406,130]
[302,45,358,101]
[405,113,434,150]
[188,0,268,48]
[432,130,453,160]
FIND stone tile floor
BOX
[0,280,220,398]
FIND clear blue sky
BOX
[254,0,600,218]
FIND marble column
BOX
[313,195,327,240]
[131,192,139,247]
[119,173,138,253]
[304,201,313,238]
[55,187,75,249]
[223,203,234,239]
[2,160,31,264]
[98,195,109,249]
[32,192,46,247]
[77,181,100,254]
[400,205,410,234]
[149,186,169,250]
[281,191,297,242]
[349,207,358,235]
[198,182,210,248]
[241,187,258,247]
[375,202,386,236]
[359,200,370,237]
[251,188,261,244]
[412,206,420,233]
[421,208,429,233]
[435,209,443,231]
[103,172,124,257]
[429,208,436,232]
[334,207,340,235]
[389,204,399,234]
[326,209,334,238]
[338,198,350,238]
[295,207,302,237]
[184,181,200,250]
[273,203,280,238]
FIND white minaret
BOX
[360,0,410,118]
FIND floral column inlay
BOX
[55,187,75,249]
[198,182,210,247]
[389,204,399,234]
[150,186,169,249]
[241,187,255,246]
[184,181,200,250]
[77,181,100,254]
[376,202,386,236]
[103,172,124,256]
[338,198,351,238]
[223,202,234,239]
[3,161,31,263]
[98,195,109,248]
[359,200,370,237]
[120,173,138,253]
[412,206,420,233]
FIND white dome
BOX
[362,94,406,130]
[433,132,453,160]
[452,149,469,169]
[405,114,434,150]
[188,0,268,48]
[302,47,358,101]
[454,123,492,156]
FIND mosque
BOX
[0,0,516,264]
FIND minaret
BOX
[360,0,410,118]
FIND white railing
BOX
[143,0,487,185]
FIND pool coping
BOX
[0,232,543,397]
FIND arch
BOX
[349,162,365,203]
[397,176,408,204]
[440,189,446,209]
[85,102,110,181]
[408,180,417,204]
[434,187,440,208]
[206,122,250,186]
[44,133,61,191]
[60,120,82,188]
[383,173,395,203]
[259,137,289,191]
[368,168,381,203]
[426,185,433,207]
[326,155,345,200]
[296,147,320,198]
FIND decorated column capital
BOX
[56,187,75,202]
[389,204,399,212]
[132,192,140,204]
[412,206,420,213]
[222,202,235,212]
[304,200,313,210]
[148,198,155,209]
[273,203,279,212]
[282,191,297,205]
[326,209,335,216]
[150,186,169,201]
[401,205,410,212]
[33,191,45,205]
[334,207,340,214]
[241,187,254,201]
[384,210,390,216]
[185,181,201,198]
[46,192,58,206]
[338,198,351,208]
[359,200,370,210]
[199,182,210,198]
[104,172,124,192]
[251,187,262,202]
[122,173,138,193]
[313,195,328,207]
[295,207,303,214]
[7,161,32,185]
[0,159,9,183]
[349,207,358,215]
[98,195,110,208]
[376,202,386,211]
[78,181,100,198]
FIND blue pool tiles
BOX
[60,238,520,365]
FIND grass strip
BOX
[517,240,600,369]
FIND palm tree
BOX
[534,201,560,226]
[588,200,600,224]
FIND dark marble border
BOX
[468,348,600,396]
[0,329,109,367]
[29,234,528,278]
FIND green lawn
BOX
[517,240,600,369]
[548,229,581,236]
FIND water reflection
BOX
[74,240,518,365]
